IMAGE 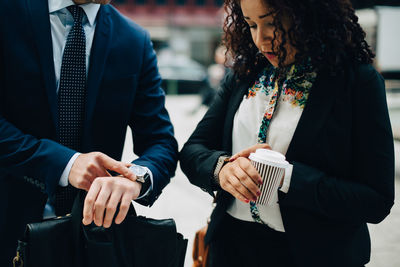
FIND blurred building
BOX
[113,0,225,66]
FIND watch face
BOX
[129,165,147,178]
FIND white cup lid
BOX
[249,149,289,168]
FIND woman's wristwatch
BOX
[213,155,231,185]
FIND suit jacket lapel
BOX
[84,5,112,133]
[26,0,58,130]
[286,69,338,161]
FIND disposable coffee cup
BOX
[249,149,290,206]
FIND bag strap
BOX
[13,240,26,267]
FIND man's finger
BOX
[124,162,133,168]
[115,193,133,224]
[103,190,123,228]
[83,181,102,225]
[93,182,113,227]
[97,154,136,180]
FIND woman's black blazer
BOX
[180,62,394,267]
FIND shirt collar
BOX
[48,0,100,26]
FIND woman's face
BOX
[240,0,296,67]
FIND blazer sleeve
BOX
[0,36,76,196]
[179,72,236,197]
[279,65,395,224]
[128,31,178,206]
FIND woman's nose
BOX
[254,28,271,50]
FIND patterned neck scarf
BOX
[247,59,317,225]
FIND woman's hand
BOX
[230,143,271,161]
[82,176,141,228]
[219,157,262,203]
[219,143,271,203]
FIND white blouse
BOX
[226,82,307,232]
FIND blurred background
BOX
[110,1,400,266]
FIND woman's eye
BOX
[249,24,257,29]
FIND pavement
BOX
[121,95,400,267]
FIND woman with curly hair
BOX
[180,0,394,266]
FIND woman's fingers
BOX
[232,166,260,201]
[230,143,271,161]
[219,158,262,203]
[237,157,263,185]
[222,182,251,203]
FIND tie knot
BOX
[67,5,85,24]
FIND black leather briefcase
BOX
[13,191,187,267]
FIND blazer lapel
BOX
[286,70,338,161]
[84,5,112,132]
[26,0,58,130]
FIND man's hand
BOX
[82,176,141,228]
[68,152,135,191]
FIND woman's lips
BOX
[264,52,276,61]
[263,52,276,60]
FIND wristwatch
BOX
[129,164,151,197]
[213,155,230,185]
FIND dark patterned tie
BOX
[55,5,86,216]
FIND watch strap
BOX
[213,155,230,185]
[138,172,151,198]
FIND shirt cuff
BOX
[59,153,81,187]
[279,163,293,193]
[135,166,153,200]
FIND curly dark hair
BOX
[223,0,375,77]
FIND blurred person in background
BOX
[180,0,394,266]
[207,45,228,95]
[0,0,178,265]
[191,45,228,114]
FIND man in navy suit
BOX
[0,0,178,265]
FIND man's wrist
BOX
[59,152,81,187]
[129,165,153,200]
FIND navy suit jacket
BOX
[180,62,395,266]
[0,0,178,264]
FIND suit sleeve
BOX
[279,65,395,224]
[179,72,235,197]
[0,24,76,196]
[129,31,178,206]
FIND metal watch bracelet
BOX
[213,155,231,185]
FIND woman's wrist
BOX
[213,155,231,185]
